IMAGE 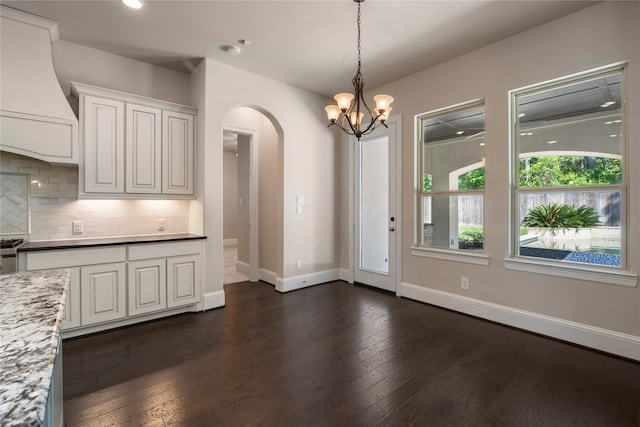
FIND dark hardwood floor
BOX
[62,281,640,426]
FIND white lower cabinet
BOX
[80,263,127,326]
[128,259,167,315]
[22,239,204,336]
[61,267,81,329]
[167,255,201,308]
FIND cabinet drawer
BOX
[128,240,203,260]
[26,246,127,270]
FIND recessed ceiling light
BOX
[122,0,143,9]
[456,131,464,135]
[547,140,557,144]
[605,119,622,124]
[518,113,526,118]
[600,101,616,108]
[479,142,485,146]
[609,134,618,138]
[520,132,533,136]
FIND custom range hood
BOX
[0,6,78,164]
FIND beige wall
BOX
[345,1,640,342]
[52,40,192,106]
[222,151,238,240]
[191,59,337,294]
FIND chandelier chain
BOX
[357,0,361,70]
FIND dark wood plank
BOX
[62,281,640,426]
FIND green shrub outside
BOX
[459,226,484,245]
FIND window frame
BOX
[413,99,489,265]
[507,63,636,287]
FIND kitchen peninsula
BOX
[0,269,69,427]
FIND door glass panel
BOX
[360,136,389,274]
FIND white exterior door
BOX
[354,122,399,292]
[354,120,400,292]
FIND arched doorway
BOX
[222,106,283,286]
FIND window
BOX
[511,65,626,270]
[416,101,485,252]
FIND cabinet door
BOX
[80,263,126,325]
[162,110,194,195]
[83,95,125,193]
[167,254,201,308]
[128,259,167,316]
[126,103,162,194]
[60,267,81,330]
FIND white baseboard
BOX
[203,290,225,310]
[223,238,238,247]
[400,282,640,361]
[236,260,250,275]
[339,268,353,283]
[276,269,341,293]
[259,268,277,286]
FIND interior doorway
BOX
[222,106,282,287]
[223,129,258,284]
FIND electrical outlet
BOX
[157,219,166,232]
[461,276,470,290]
[72,221,83,234]
[296,259,302,270]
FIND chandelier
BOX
[324,0,393,140]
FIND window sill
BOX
[504,257,637,287]
[411,246,490,266]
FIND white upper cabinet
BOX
[127,104,162,194]
[72,82,197,199]
[162,111,194,195]
[82,95,125,193]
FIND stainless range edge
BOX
[0,238,26,274]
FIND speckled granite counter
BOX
[0,269,69,426]
[19,233,206,252]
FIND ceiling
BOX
[3,0,599,97]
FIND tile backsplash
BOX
[0,151,190,241]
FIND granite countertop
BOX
[0,269,69,426]
[19,233,206,252]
